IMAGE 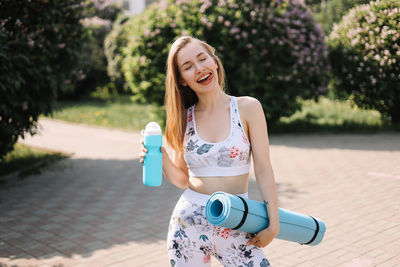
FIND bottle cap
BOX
[143,122,162,136]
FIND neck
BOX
[195,88,230,112]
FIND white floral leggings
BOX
[167,188,270,267]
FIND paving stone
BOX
[82,240,108,251]
[0,231,23,240]
[0,119,397,266]
[49,240,77,251]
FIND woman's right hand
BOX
[139,138,168,167]
[139,138,148,164]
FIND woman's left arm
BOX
[242,97,280,248]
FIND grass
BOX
[48,94,163,132]
[5,94,392,184]
[272,97,392,134]
[0,143,68,184]
[47,94,393,134]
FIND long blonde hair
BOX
[165,36,227,153]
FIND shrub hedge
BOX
[116,0,330,124]
[104,13,131,93]
[327,0,400,125]
[0,0,89,159]
[307,0,370,34]
[63,0,123,98]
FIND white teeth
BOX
[198,73,211,82]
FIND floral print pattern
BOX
[217,146,235,167]
[183,96,252,174]
[197,144,214,155]
[187,139,199,152]
[168,196,270,266]
[229,146,240,158]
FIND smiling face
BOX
[176,41,220,94]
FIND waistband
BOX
[182,187,248,206]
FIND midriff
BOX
[188,173,249,195]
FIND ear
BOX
[214,59,219,70]
[180,79,187,87]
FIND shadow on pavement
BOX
[0,157,299,262]
[269,133,400,151]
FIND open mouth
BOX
[197,72,213,84]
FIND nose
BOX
[194,62,205,73]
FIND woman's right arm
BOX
[161,147,190,189]
[140,140,189,189]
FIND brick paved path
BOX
[1,118,399,266]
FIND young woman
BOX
[140,36,279,267]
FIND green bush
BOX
[307,0,370,34]
[68,17,112,98]
[0,0,90,159]
[327,0,400,125]
[104,13,131,93]
[85,0,123,21]
[119,0,330,124]
[62,0,123,98]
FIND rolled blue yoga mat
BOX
[205,192,326,246]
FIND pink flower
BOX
[220,228,232,239]
[224,20,231,27]
[203,254,211,263]
[242,134,249,145]
[22,102,28,111]
[218,0,226,7]
[229,147,239,158]
[200,0,212,12]
[230,27,240,34]
[261,49,268,56]
[140,56,147,64]
[159,0,168,10]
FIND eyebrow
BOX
[181,52,206,67]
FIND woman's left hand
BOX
[246,225,280,248]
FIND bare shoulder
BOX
[236,96,263,116]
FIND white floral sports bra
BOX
[183,96,251,177]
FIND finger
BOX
[247,237,256,246]
[139,152,146,158]
[142,147,148,153]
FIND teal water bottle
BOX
[142,122,163,187]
